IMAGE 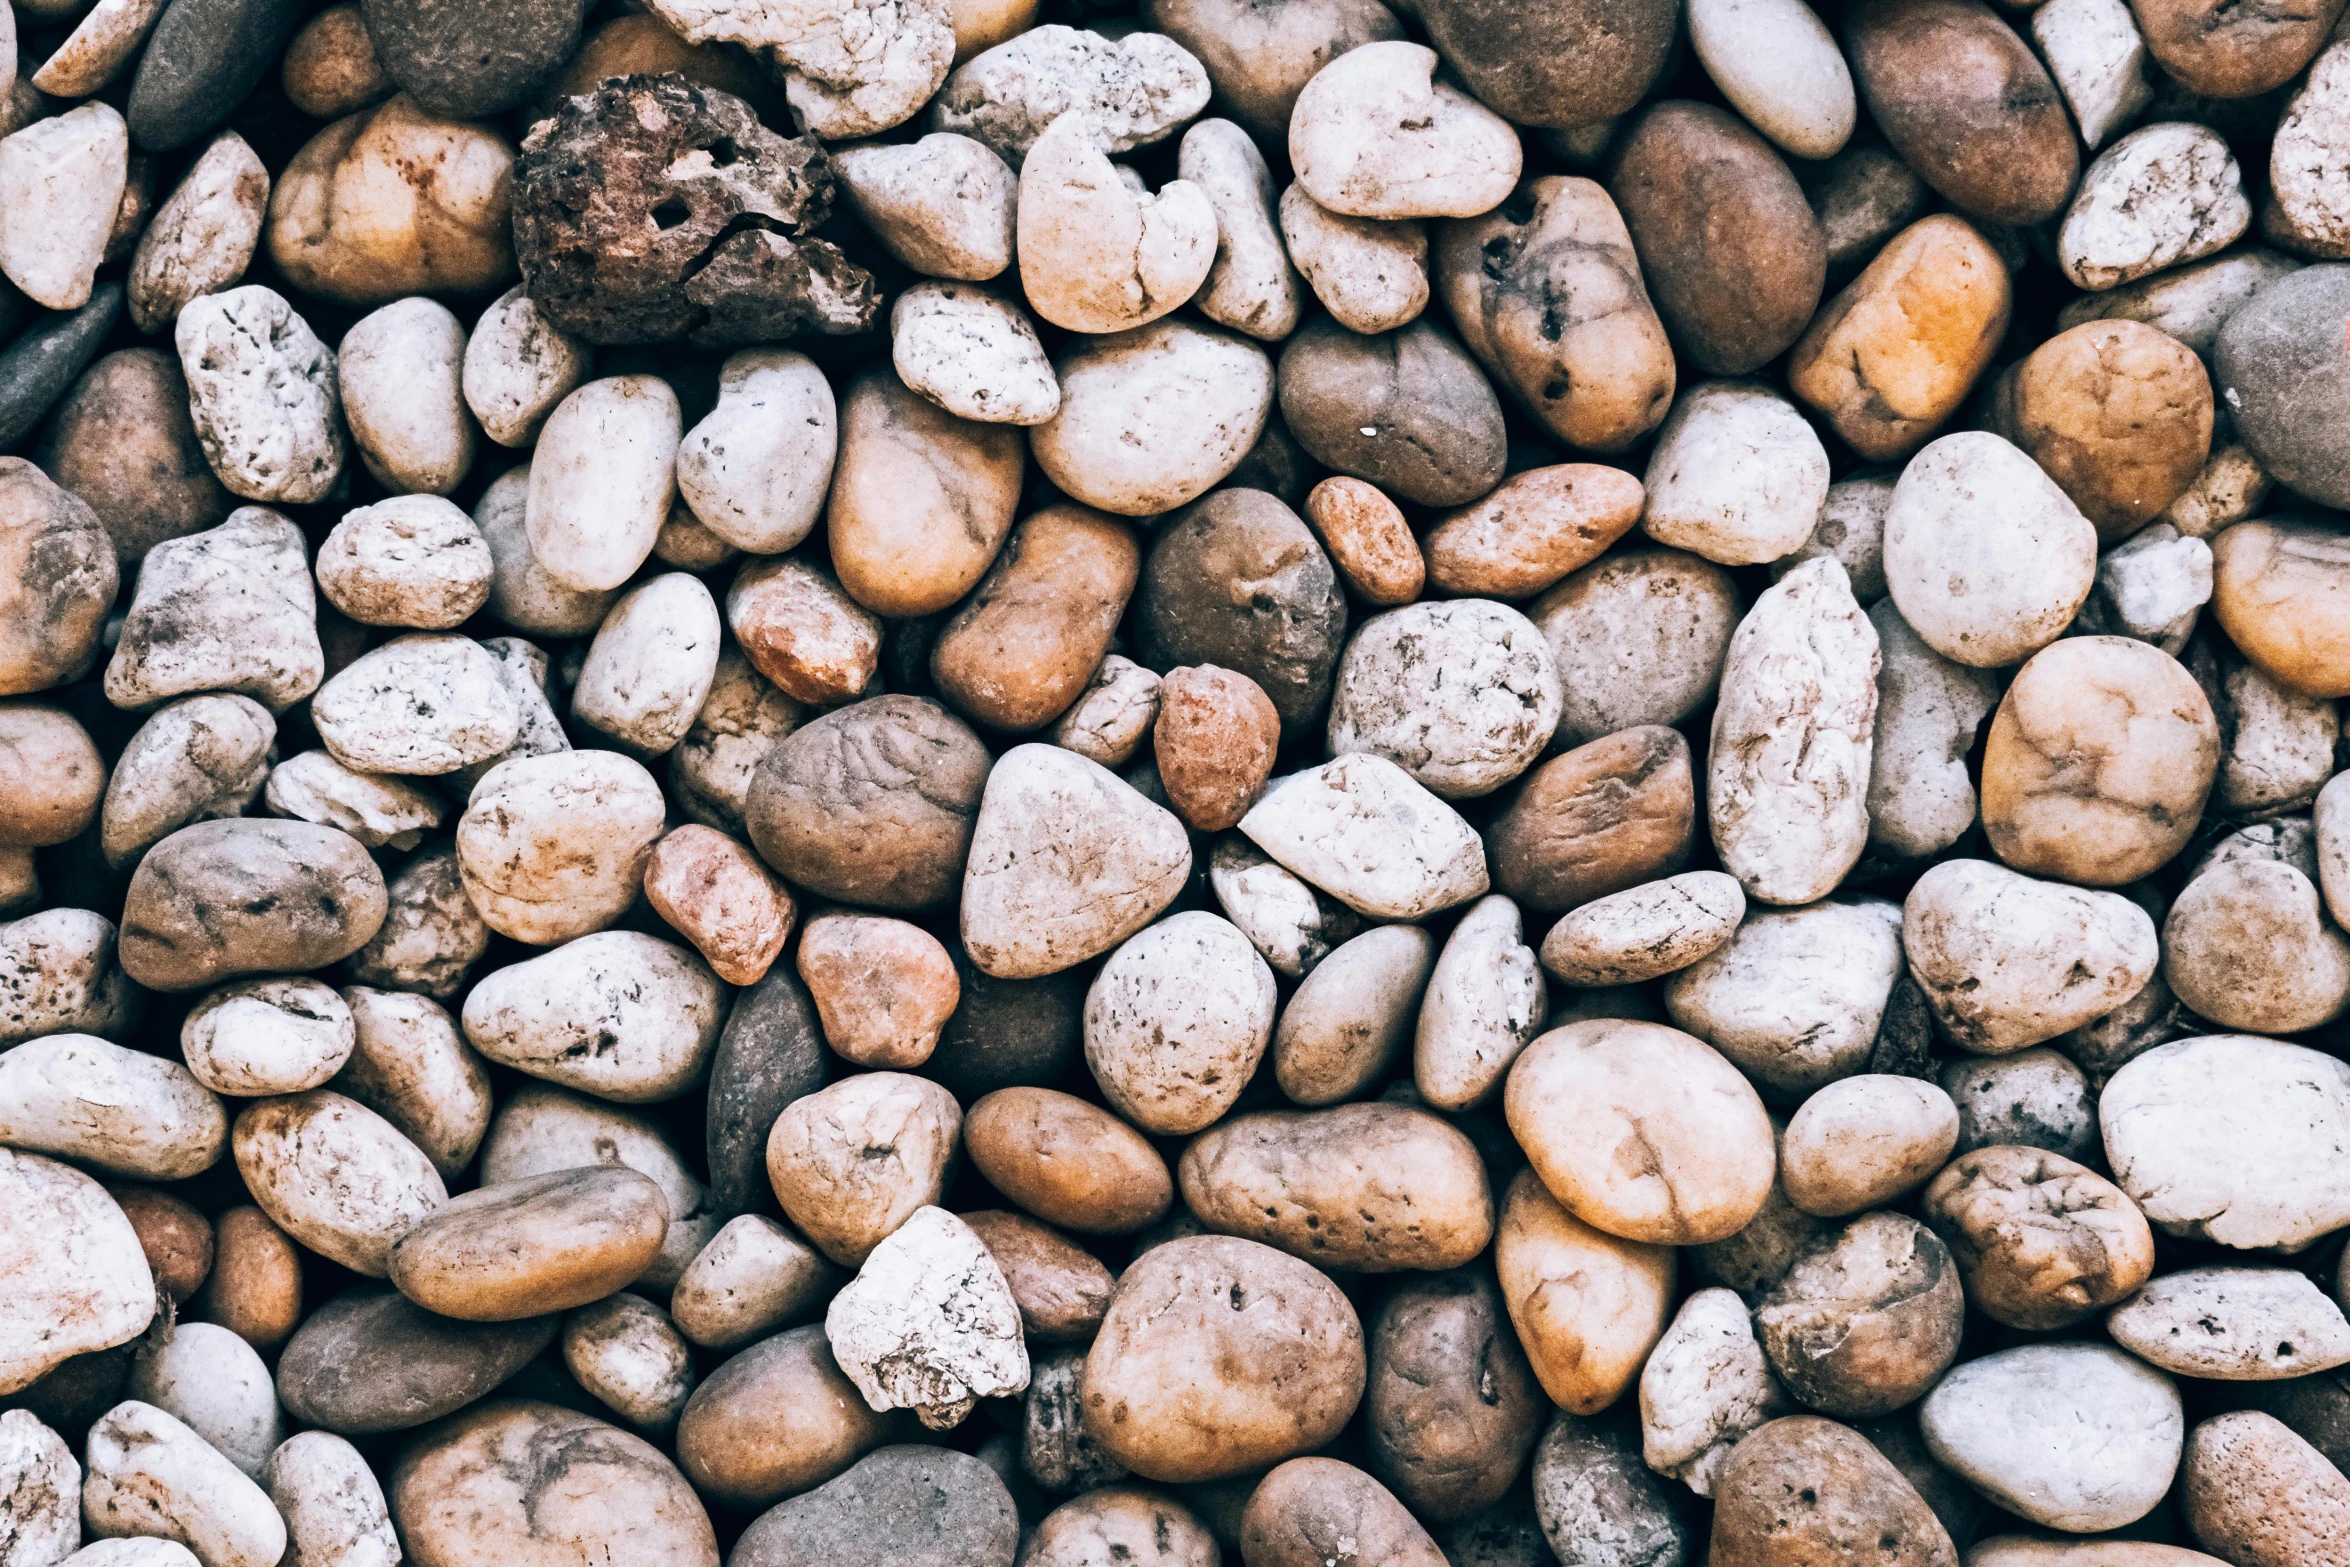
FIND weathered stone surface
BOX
[512,75,879,347]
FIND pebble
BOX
[1708,557,1879,908]
[0,104,129,311]
[1016,110,1214,336]
[35,348,226,569]
[1638,1287,1788,1497]
[729,1445,1015,1567]
[360,0,585,116]
[1495,1170,1672,1416]
[1922,1145,2152,1330]
[1414,893,1545,1111]
[890,283,1058,425]
[2180,1411,2350,1567]
[0,286,122,453]
[337,296,472,496]
[673,1323,889,1508]
[0,906,138,1047]
[2109,1267,2350,1381]
[0,1408,80,1567]
[1688,0,1853,160]
[1278,316,1505,507]
[387,1401,718,1567]
[1756,1212,1965,1418]
[1182,120,1300,341]
[2060,122,2248,292]
[263,1431,397,1567]
[81,1400,286,1567]
[832,134,1016,282]
[1289,43,1519,220]
[455,749,665,945]
[0,1150,156,1395]
[1033,318,1272,515]
[1084,910,1274,1133]
[825,1204,1029,1429]
[174,287,343,505]
[315,495,491,630]
[670,1215,834,1351]
[0,1032,226,1181]
[1710,1415,1956,1567]
[930,25,1208,163]
[460,931,725,1104]
[1902,859,2160,1054]
[960,743,1189,979]
[1240,752,1489,920]
[1919,1343,2182,1532]
[126,1322,279,1479]
[2032,0,2152,150]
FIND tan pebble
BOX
[796,913,960,1069]
[961,1208,1112,1342]
[964,1086,1172,1235]
[643,824,795,986]
[192,1205,302,1351]
[388,1166,670,1322]
[1303,475,1421,606]
[1424,464,1644,599]
[726,556,881,706]
[1920,1145,2153,1331]
[766,1072,962,1265]
[280,3,392,118]
[1153,663,1279,831]
[1495,1168,1673,1415]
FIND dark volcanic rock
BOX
[511,73,881,347]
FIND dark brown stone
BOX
[1489,726,1694,914]
[1711,1416,1958,1567]
[512,74,879,346]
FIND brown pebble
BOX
[106,1184,213,1302]
[643,824,796,986]
[2182,1411,2350,1567]
[1991,320,2215,544]
[961,1208,1115,1343]
[1489,726,1696,913]
[963,1086,1174,1235]
[1153,663,1280,831]
[280,3,393,119]
[727,557,883,706]
[1423,464,1644,599]
[1711,1414,1958,1567]
[193,1204,304,1352]
[930,504,1142,734]
[1304,476,1423,606]
[2210,518,2350,699]
[796,912,961,1069]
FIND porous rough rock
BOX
[824,1205,1029,1430]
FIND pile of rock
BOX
[4,0,2350,1564]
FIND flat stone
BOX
[2108,1267,2350,1380]
[1919,1343,2183,1532]
[0,284,121,451]
[1238,752,1489,920]
[275,1287,554,1434]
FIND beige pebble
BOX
[643,824,794,986]
[796,912,959,1068]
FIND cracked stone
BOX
[825,1204,1030,1430]
[512,73,879,347]
[644,0,954,139]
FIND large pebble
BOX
[1756,1212,1965,1418]
[455,750,665,946]
[104,507,324,713]
[2109,1267,2350,1380]
[1239,753,1488,920]
[0,104,129,312]
[461,932,724,1105]
[0,1150,156,1395]
[1031,319,1271,516]
[1921,1145,2153,1331]
[1289,42,1519,220]
[1663,897,1903,1101]
[119,820,386,992]
[1708,557,1879,907]
[2104,1034,2350,1250]
[2060,122,2248,291]
[525,375,680,593]
[231,1090,443,1275]
[387,1400,717,1567]
[174,286,343,505]
[825,1205,1028,1430]
[81,1401,285,1567]
[311,635,519,777]
[1494,1170,1671,1416]
[1919,1343,2182,1531]
[263,1431,397,1567]
[0,1033,225,1181]
[1082,1235,1364,1483]
[1885,432,2099,668]
[929,25,1207,163]
[1781,1075,1958,1218]
[1903,859,2160,1054]
[2180,1411,2350,1567]
[1328,601,1559,799]
[1505,1019,1773,1246]
[268,1290,547,1435]
[1688,0,1854,159]
[960,744,1189,980]
[765,1072,960,1266]
[1709,1415,1956,1567]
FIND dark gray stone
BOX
[1137,487,1347,737]
[704,966,828,1217]
[2214,263,2350,509]
[928,949,1084,1102]
[1277,317,1507,507]
[360,0,588,116]
[0,285,122,453]
[276,1288,556,1433]
[733,1445,1020,1567]
[127,0,308,151]
[1529,1412,1691,1567]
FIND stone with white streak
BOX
[1707,557,1879,907]
[0,103,128,311]
[2059,121,2248,291]
[825,1205,1030,1430]
[1638,1287,1789,1497]
[1238,752,1489,921]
